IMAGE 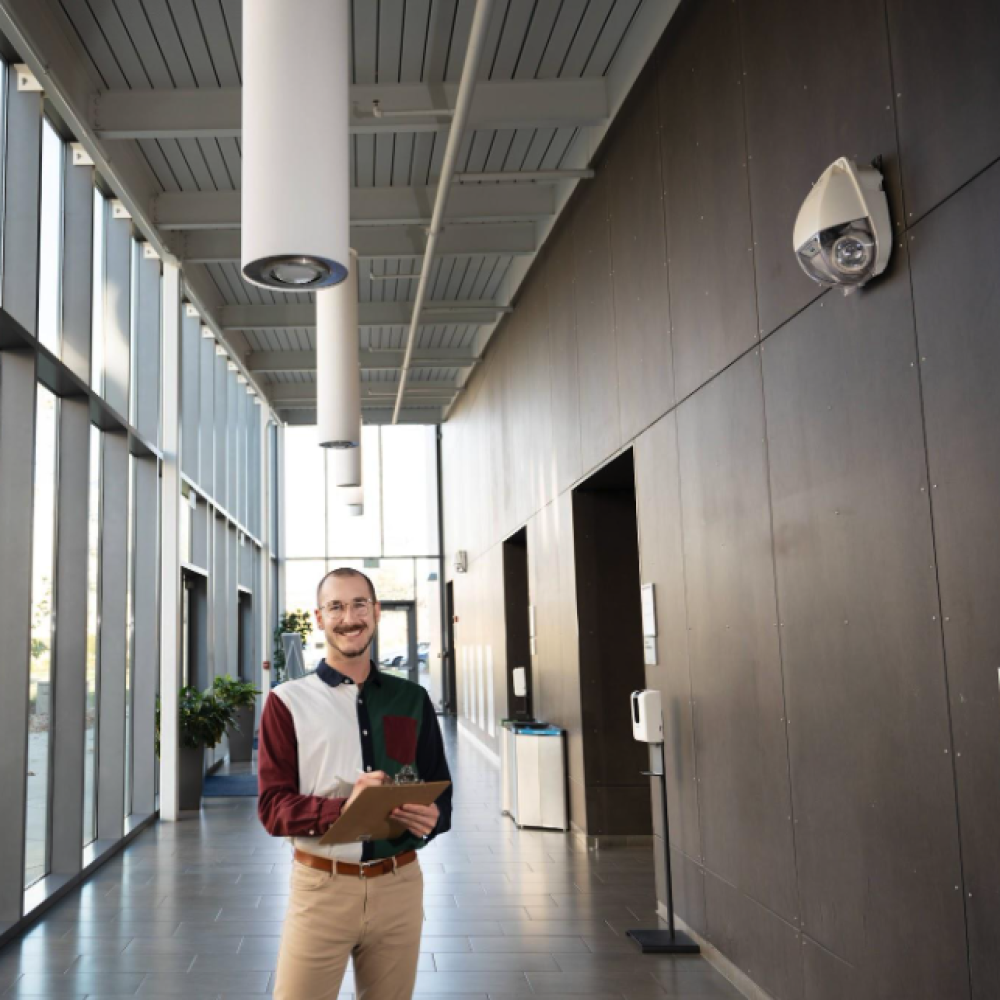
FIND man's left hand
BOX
[391,802,439,838]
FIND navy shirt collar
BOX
[316,659,381,688]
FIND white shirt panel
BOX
[272,673,364,862]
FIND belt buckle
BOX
[358,859,380,880]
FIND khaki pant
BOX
[274,857,423,1000]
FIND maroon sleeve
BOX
[257,694,346,837]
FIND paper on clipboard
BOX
[318,781,451,846]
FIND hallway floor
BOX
[0,719,743,998]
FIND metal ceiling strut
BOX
[392,0,495,425]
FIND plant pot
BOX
[179,745,205,811]
[227,704,256,763]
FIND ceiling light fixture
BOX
[242,0,350,290]
[329,435,361,486]
[317,249,360,449]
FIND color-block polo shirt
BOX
[257,660,453,862]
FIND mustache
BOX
[334,623,369,635]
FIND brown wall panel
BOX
[528,495,587,832]
[887,0,1000,223]
[440,2,1000,993]
[910,160,1000,1000]
[635,413,702,861]
[522,278,554,516]
[545,226,584,494]
[704,871,804,1000]
[740,0,901,337]
[572,170,621,474]
[665,846,707,938]
[607,74,674,440]
[659,0,759,400]
[677,353,797,921]
[763,279,969,998]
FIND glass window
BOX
[381,426,439,556]
[416,558,443,705]
[84,426,102,847]
[90,189,106,394]
[326,426,382,557]
[282,427,328,558]
[283,559,327,671]
[26,386,59,888]
[38,120,65,354]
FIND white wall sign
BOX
[643,635,658,666]
[641,583,657,637]
[486,647,495,737]
[476,645,485,729]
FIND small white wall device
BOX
[793,156,891,293]
[512,666,528,698]
[631,689,663,744]
[454,550,468,573]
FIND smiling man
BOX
[258,567,453,1000]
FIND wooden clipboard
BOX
[319,781,451,846]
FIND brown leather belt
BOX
[294,848,417,879]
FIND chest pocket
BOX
[383,715,418,765]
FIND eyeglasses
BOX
[321,598,375,621]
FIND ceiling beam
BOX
[171,223,537,264]
[280,407,443,427]
[221,302,509,331]
[152,185,554,230]
[246,348,479,373]
[92,79,608,139]
[270,383,458,406]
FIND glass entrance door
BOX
[376,601,419,686]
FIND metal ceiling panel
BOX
[49,0,665,423]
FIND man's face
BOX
[315,575,380,661]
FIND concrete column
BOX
[0,349,37,926]
[2,65,41,334]
[158,263,182,821]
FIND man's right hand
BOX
[344,770,387,810]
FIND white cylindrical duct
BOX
[329,435,361,486]
[317,250,360,449]
[242,0,350,290]
[339,485,363,517]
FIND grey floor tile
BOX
[0,721,738,1000]
[2,971,146,995]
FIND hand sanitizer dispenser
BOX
[631,689,663,744]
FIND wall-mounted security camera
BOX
[793,157,891,293]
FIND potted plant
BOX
[272,609,313,684]
[156,686,235,811]
[213,674,260,763]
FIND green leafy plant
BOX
[212,674,261,713]
[272,609,313,683]
[155,686,236,757]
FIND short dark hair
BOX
[316,567,377,607]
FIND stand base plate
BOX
[626,929,701,955]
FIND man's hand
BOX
[345,770,386,810]
[391,802,439,838]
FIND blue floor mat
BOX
[203,773,258,797]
